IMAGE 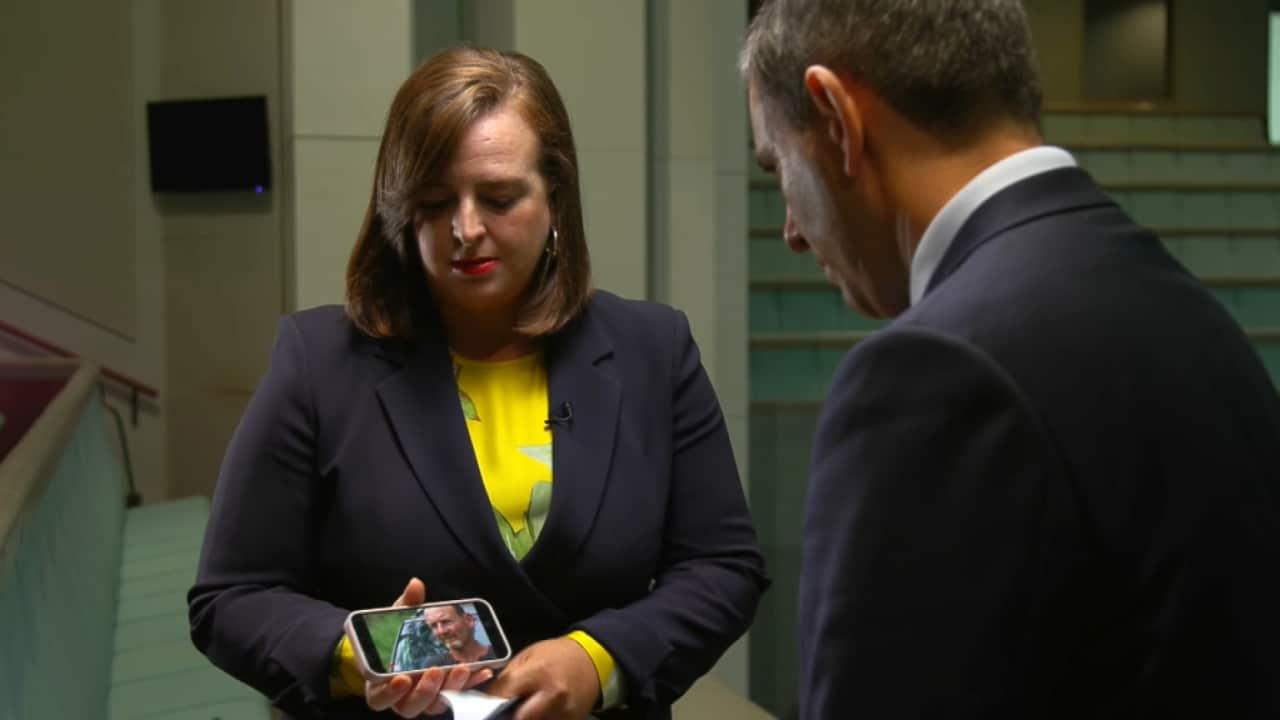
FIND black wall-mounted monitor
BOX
[146,95,271,193]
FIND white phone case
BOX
[343,597,512,679]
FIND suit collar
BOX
[375,325,512,574]
[521,299,620,578]
[910,146,1076,305]
[373,295,618,605]
[370,335,414,365]
[924,166,1116,297]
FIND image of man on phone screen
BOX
[413,604,495,670]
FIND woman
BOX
[189,47,767,720]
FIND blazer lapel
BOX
[926,166,1117,296]
[521,304,621,577]
[374,332,518,574]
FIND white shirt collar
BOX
[909,146,1076,305]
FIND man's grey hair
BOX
[740,0,1043,138]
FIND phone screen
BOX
[348,599,510,675]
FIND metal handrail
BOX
[0,319,157,426]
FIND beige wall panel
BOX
[164,217,282,498]
[151,0,285,500]
[0,0,135,336]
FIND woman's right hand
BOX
[364,578,495,717]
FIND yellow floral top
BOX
[453,352,554,556]
[330,351,621,708]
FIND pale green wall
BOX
[412,0,465,65]
[649,0,753,697]
[287,1,410,313]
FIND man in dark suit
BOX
[740,1,1280,717]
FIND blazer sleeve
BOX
[575,310,770,711]
[187,316,349,716]
[799,328,1086,719]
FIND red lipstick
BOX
[452,258,498,276]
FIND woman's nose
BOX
[452,199,484,245]
[783,207,809,253]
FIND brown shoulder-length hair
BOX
[346,47,591,340]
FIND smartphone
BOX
[344,598,512,679]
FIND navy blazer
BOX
[189,291,768,719]
[801,168,1280,719]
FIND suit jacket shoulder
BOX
[579,290,688,347]
[827,167,1280,717]
[284,304,392,366]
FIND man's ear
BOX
[803,66,863,178]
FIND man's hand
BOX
[363,578,494,717]
[487,637,601,720]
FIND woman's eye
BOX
[418,199,453,215]
[485,196,516,210]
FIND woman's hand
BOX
[364,578,494,717]
[486,637,601,720]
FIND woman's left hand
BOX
[486,637,601,720]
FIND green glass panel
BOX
[0,398,126,719]
[749,288,781,333]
